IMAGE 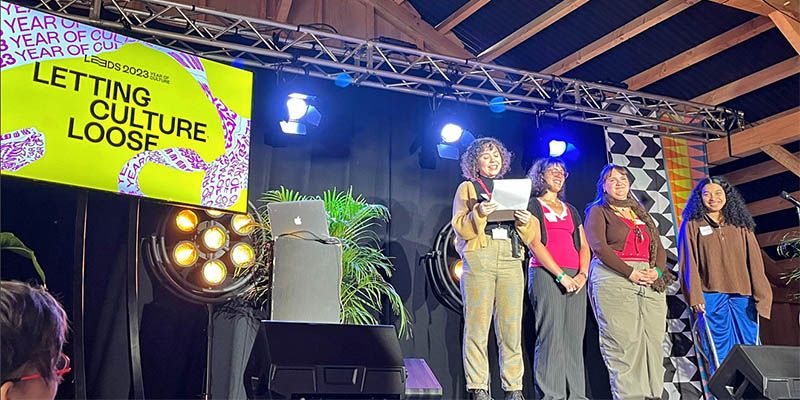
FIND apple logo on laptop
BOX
[294,216,302,225]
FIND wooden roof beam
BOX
[365,0,473,59]
[541,0,698,76]
[692,56,800,105]
[770,10,800,54]
[478,0,589,62]
[624,16,773,90]
[724,151,800,185]
[747,190,800,216]
[435,0,491,35]
[275,0,292,22]
[711,0,799,20]
[757,227,800,247]
[708,110,800,163]
[761,144,800,177]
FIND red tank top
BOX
[614,215,650,263]
[530,199,580,269]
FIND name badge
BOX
[699,226,714,236]
[491,227,509,240]
[544,213,558,222]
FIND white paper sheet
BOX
[492,179,531,210]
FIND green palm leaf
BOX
[0,232,46,285]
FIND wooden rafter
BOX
[711,0,799,20]
[435,0,490,35]
[275,0,292,22]
[541,0,697,75]
[365,0,472,58]
[692,56,800,105]
[761,144,800,177]
[707,110,800,163]
[770,10,800,54]
[478,0,589,62]
[757,227,800,247]
[747,190,800,216]
[624,16,773,90]
[724,151,800,185]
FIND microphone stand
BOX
[780,191,800,227]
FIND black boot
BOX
[469,388,491,400]
[504,390,524,400]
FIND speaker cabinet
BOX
[244,321,406,399]
[709,345,800,399]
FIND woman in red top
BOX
[525,158,591,400]
[584,164,673,400]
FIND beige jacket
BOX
[451,180,535,257]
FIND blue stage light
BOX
[280,93,321,135]
[549,140,567,157]
[489,96,507,113]
[231,58,246,69]
[440,123,463,143]
[334,72,353,87]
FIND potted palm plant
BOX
[245,186,411,338]
[1,232,46,284]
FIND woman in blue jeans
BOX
[678,177,772,375]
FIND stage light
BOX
[201,259,227,286]
[173,241,199,267]
[489,96,507,113]
[450,260,463,282]
[286,97,308,120]
[231,58,246,69]
[334,72,353,87]
[206,209,224,218]
[440,123,463,143]
[280,93,322,135]
[230,242,256,268]
[231,214,256,236]
[202,226,227,251]
[176,210,199,232]
[549,140,567,157]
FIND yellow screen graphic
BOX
[1,2,253,212]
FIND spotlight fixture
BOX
[144,202,266,304]
[231,214,256,236]
[423,223,464,313]
[488,96,507,113]
[436,123,475,161]
[279,93,322,135]
[440,123,464,144]
[176,210,199,232]
[547,139,577,159]
[201,259,227,286]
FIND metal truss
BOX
[28,0,745,141]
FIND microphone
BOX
[780,191,800,208]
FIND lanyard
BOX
[475,177,491,201]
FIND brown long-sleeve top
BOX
[584,204,667,278]
[678,218,772,318]
[451,181,535,256]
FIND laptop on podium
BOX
[266,200,331,240]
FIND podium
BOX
[271,236,342,323]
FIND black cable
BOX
[760,0,800,23]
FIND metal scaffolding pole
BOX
[29,0,745,141]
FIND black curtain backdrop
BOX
[1,68,611,399]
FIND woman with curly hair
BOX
[525,157,590,400]
[584,164,673,400]
[678,177,772,375]
[452,137,534,400]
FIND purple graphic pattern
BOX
[0,128,45,171]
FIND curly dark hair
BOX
[459,137,513,180]
[1,280,68,384]
[528,157,567,199]
[682,176,755,230]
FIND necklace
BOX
[611,206,636,221]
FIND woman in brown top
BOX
[584,164,674,400]
[451,137,534,400]
[678,176,772,376]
